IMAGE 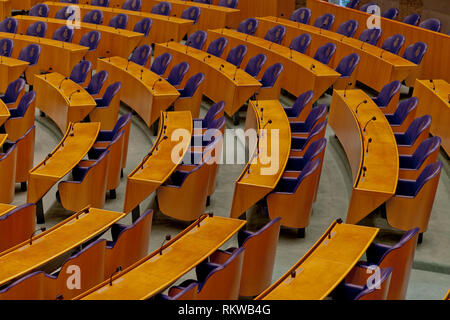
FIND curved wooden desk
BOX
[256,220,379,300]
[154,41,261,117]
[45,1,193,44]
[27,122,100,223]
[11,0,39,11]
[413,79,450,155]
[306,0,450,84]
[15,15,143,60]
[75,214,246,300]
[329,89,399,224]
[34,72,96,132]
[207,28,340,101]
[256,17,418,92]
[124,111,192,216]
[230,99,291,219]
[0,0,10,21]
[0,207,125,287]
[0,56,29,93]
[0,32,88,81]
[97,56,180,127]
[0,100,10,126]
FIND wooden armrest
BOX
[77,160,96,168]
[345,263,373,286]
[93,141,110,149]
[282,171,301,179]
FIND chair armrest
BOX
[366,242,392,264]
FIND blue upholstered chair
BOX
[226,44,247,67]
[258,62,283,99]
[385,97,418,133]
[382,8,399,20]
[84,70,108,96]
[130,45,152,67]
[264,25,286,44]
[313,13,335,30]
[313,43,336,65]
[3,91,36,142]
[237,18,258,35]
[285,138,327,173]
[186,30,208,50]
[381,34,405,54]
[151,53,172,75]
[89,82,122,129]
[394,115,432,155]
[166,62,189,87]
[290,121,327,156]
[418,18,441,32]
[283,90,314,120]
[402,42,427,64]
[82,9,104,25]
[402,13,420,26]
[193,101,225,128]
[151,2,172,16]
[91,0,109,6]
[360,2,377,13]
[69,60,92,84]
[133,18,152,37]
[193,0,211,4]
[289,34,311,54]
[290,8,311,24]
[157,282,198,300]
[29,4,49,17]
[109,13,128,29]
[206,37,228,57]
[333,53,360,90]
[290,104,327,136]
[0,38,13,57]
[52,26,74,42]
[122,0,141,11]
[60,0,78,3]
[26,21,47,38]
[372,80,401,113]
[0,18,17,33]
[244,54,267,77]
[0,78,26,106]
[336,20,358,37]
[181,7,201,24]
[174,72,205,116]
[177,72,204,98]
[18,44,41,66]
[358,28,382,46]
[346,0,360,9]
[218,0,238,9]
[79,30,101,51]
[54,6,76,20]
[7,91,36,119]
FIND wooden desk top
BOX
[0,56,30,68]
[0,207,125,287]
[147,0,239,14]
[123,111,192,213]
[415,79,450,104]
[0,203,15,219]
[256,221,379,300]
[27,122,100,203]
[0,101,9,126]
[35,72,96,107]
[76,215,246,300]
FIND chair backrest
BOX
[381,34,405,54]
[403,115,432,146]
[86,70,108,95]
[402,13,420,26]
[260,63,283,88]
[313,42,336,65]
[1,78,26,104]
[382,8,399,20]
[181,6,201,24]
[313,13,335,30]
[0,203,36,253]
[0,18,18,33]
[202,101,225,126]
[52,25,74,42]
[82,9,103,25]
[151,1,172,16]
[264,25,286,44]
[26,21,47,38]
[218,0,238,8]
[29,4,50,17]
[358,28,382,45]
[302,138,327,163]
[298,120,327,151]
[411,162,443,196]
[70,60,92,84]
[410,137,441,170]
[180,73,205,98]
[167,62,190,86]
[244,53,267,77]
[206,37,228,57]
[419,18,441,32]
[101,82,121,106]
[151,53,172,75]
[194,0,211,3]
[226,44,248,67]
[374,80,401,107]
[186,30,208,50]
[346,0,360,9]
[91,0,109,6]
[15,91,36,118]
[122,0,141,11]
[133,18,152,37]
[290,8,311,24]
[355,267,393,300]
[289,90,314,117]
[55,6,76,20]
[237,18,258,35]
[60,0,78,3]
[289,34,311,54]
[335,53,360,77]
[304,104,327,132]
[402,42,427,64]
[130,45,152,66]
[111,113,133,137]
[0,38,13,57]
[79,30,101,51]
[392,97,418,124]
[292,158,321,192]
[109,13,128,29]
[360,2,377,13]
[336,19,358,37]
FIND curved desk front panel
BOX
[0,56,29,93]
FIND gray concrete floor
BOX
[11,85,450,300]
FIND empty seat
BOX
[313,13,335,30]
[336,20,358,37]
[181,6,201,24]
[55,6,76,20]
[402,41,428,65]
[289,34,311,54]
[82,9,104,25]
[0,203,35,253]
[333,53,360,90]
[89,82,122,129]
[0,78,26,107]
[84,70,108,96]
[313,42,336,65]
[79,30,101,52]
[283,90,314,121]
[150,53,172,76]
[264,25,286,44]
[394,115,432,155]
[174,73,205,117]
[193,101,225,128]
[69,60,92,85]
[109,13,128,29]
[60,0,78,3]
[381,34,405,54]
[402,13,420,26]
[0,38,13,57]
[206,37,228,58]
[372,80,401,114]
[133,18,152,37]
[290,8,311,24]
[226,44,247,68]
[91,0,110,6]
[398,137,441,180]
[418,18,441,32]
[360,2,377,13]
[166,62,190,87]
[0,18,18,33]
[57,150,109,211]
[4,91,36,141]
[382,8,399,20]
[290,121,327,156]
[52,25,74,42]
[346,228,419,299]
[346,0,360,9]
[26,21,47,38]
[18,44,41,69]
[29,3,50,17]
[358,28,382,46]
[237,18,258,35]
[157,282,198,300]
[257,63,283,100]
[186,30,208,50]
[218,0,238,9]
[290,104,327,137]
[385,97,418,133]
[151,2,171,16]
[244,53,267,77]
[193,0,211,4]
[130,45,152,67]
[122,0,141,11]
[0,143,17,203]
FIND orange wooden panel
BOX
[0,204,35,254]
[0,99,9,126]
[0,0,10,21]
[0,57,29,93]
